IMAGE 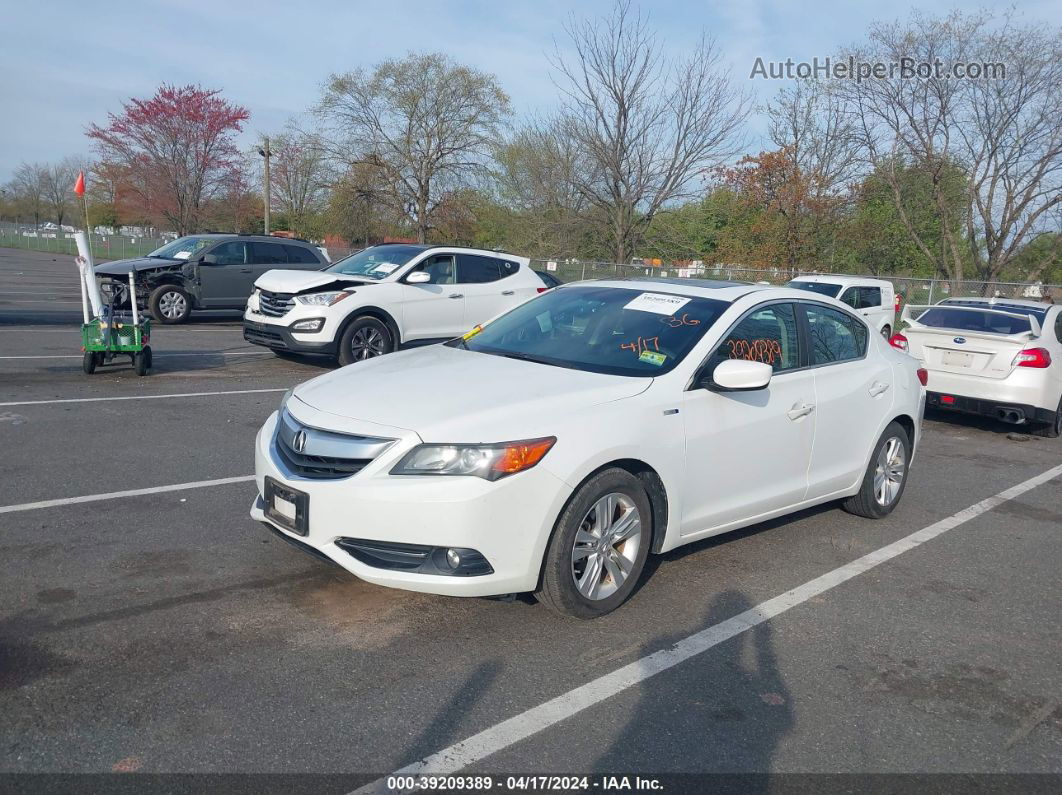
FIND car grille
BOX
[273,410,394,480]
[243,323,286,348]
[260,290,295,318]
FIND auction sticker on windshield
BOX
[371,262,399,274]
[624,292,690,315]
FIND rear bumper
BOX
[243,320,337,355]
[926,391,1055,425]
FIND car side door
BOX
[800,301,894,500]
[457,254,532,326]
[680,301,816,536]
[197,241,250,307]
[248,241,291,288]
[397,254,466,340]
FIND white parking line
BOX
[0,351,267,360]
[0,475,255,515]
[354,461,1062,792]
[0,387,287,407]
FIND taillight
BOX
[536,287,549,293]
[894,294,901,312]
[1014,348,1052,368]
[916,368,928,386]
[889,333,908,352]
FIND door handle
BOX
[239,267,252,273]
[787,402,815,421]
[501,290,514,295]
[869,381,891,397]
[448,293,463,299]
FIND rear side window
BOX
[1055,312,1062,343]
[839,286,881,309]
[711,303,800,372]
[249,242,288,264]
[803,304,868,364]
[457,254,514,283]
[284,244,320,264]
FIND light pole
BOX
[257,137,272,235]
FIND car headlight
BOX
[296,291,353,306]
[391,437,556,481]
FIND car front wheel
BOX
[842,421,911,518]
[149,286,191,324]
[536,468,652,619]
[337,316,395,366]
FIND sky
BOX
[2,0,1060,183]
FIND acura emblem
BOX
[292,430,307,453]
[953,337,966,344]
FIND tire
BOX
[535,468,652,619]
[149,285,191,324]
[1030,397,1062,438]
[82,351,97,374]
[337,316,395,366]
[134,347,150,377]
[881,325,891,339]
[842,421,912,519]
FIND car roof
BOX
[569,277,772,302]
[788,274,893,287]
[189,233,318,246]
[366,242,522,258]
[941,297,1053,310]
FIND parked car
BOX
[534,269,564,289]
[252,278,926,618]
[94,234,328,324]
[786,275,898,338]
[243,244,549,365]
[892,298,1062,437]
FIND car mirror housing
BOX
[200,253,219,265]
[406,271,431,284]
[704,359,773,392]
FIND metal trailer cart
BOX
[81,269,153,376]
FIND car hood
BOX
[94,257,181,276]
[254,269,370,293]
[291,344,652,442]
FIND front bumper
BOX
[251,410,573,597]
[243,319,338,355]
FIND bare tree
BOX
[550,0,748,263]
[42,157,81,230]
[267,126,330,236]
[842,10,1062,283]
[318,53,510,243]
[9,162,48,229]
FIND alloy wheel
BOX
[873,436,906,506]
[159,291,187,319]
[571,493,643,601]
[350,326,387,360]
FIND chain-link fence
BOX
[0,221,169,261]
[529,259,1061,302]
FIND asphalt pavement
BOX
[0,248,1059,790]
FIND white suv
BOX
[786,275,898,338]
[243,244,547,365]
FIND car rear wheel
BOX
[337,316,394,366]
[842,421,911,519]
[1030,397,1062,438]
[149,286,191,324]
[536,468,652,619]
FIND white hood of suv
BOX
[291,344,651,442]
[254,269,370,293]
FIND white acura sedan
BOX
[252,279,926,618]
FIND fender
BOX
[336,304,403,346]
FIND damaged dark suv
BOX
[94,234,328,324]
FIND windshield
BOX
[787,281,841,298]
[148,236,215,260]
[327,245,425,279]
[915,307,1036,335]
[451,285,729,376]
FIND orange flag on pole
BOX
[74,170,85,197]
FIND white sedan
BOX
[893,298,1062,437]
[252,279,926,618]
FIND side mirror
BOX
[703,359,773,391]
[406,271,431,284]
[200,253,219,265]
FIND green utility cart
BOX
[81,317,153,376]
